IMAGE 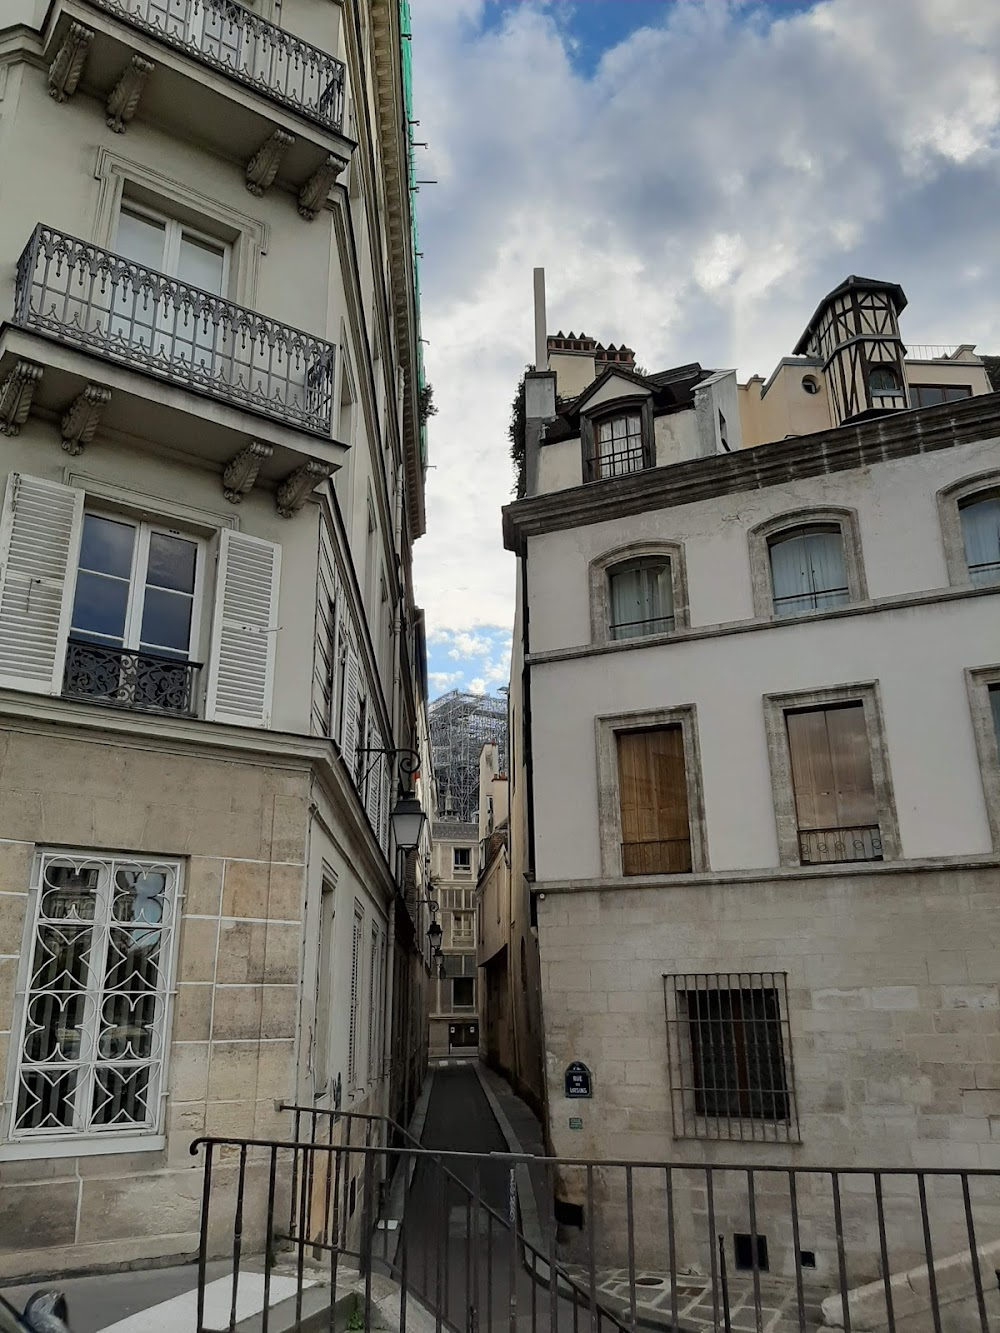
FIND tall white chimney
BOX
[533,267,547,371]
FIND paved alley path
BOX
[399,1062,626,1333]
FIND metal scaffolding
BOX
[428,690,508,823]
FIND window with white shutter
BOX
[205,529,280,727]
[340,643,360,766]
[0,474,83,694]
[366,743,382,834]
[348,900,364,1089]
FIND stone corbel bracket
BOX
[107,55,155,132]
[276,459,333,517]
[61,384,112,456]
[0,361,43,437]
[298,153,350,220]
[223,440,273,503]
[246,130,295,197]
[48,22,94,103]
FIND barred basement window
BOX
[12,852,179,1140]
[664,972,799,1142]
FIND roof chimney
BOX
[533,267,547,371]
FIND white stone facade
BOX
[0,0,431,1278]
[505,338,1000,1280]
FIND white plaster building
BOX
[504,276,1000,1279]
[0,0,431,1278]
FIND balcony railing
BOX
[799,824,883,866]
[63,638,201,715]
[14,225,335,436]
[622,837,693,876]
[85,0,345,132]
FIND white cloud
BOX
[411,0,1000,641]
[468,678,487,696]
[429,670,464,692]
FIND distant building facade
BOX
[504,275,1000,1279]
[428,820,480,1056]
[477,741,545,1113]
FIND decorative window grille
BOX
[12,852,179,1139]
[664,972,799,1142]
[348,902,363,1089]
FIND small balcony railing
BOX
[63,638,201,716]
[799,824,883,866]
[14,225,335,436]
[85,0,345,132]
[622,837,693,876]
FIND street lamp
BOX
[427,917,443,949]
[390,786,427,852]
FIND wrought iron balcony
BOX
[84,0,345,132]
[799,824,883,866]
[14,225,335,436]
[63,638,202,715]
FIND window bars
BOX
[13,852,179,1138]
[664,972,799,1142]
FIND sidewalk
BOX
[474,1061,829,1333]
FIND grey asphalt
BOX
[397,1063,626,1333]
[0,1260,231,1333]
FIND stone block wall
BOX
[537,866,1000,1278]
[0,724,310,1279]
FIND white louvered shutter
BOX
[0,473,83,694]
[340,644,360,772]
[380,760,391,853]
[366,747,381,836]
[205,529,281,727]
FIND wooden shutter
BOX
[786,704,877,832]
[0,473,83,694]
[205,529,280,727]
[617,726,691,875]
[340,644,360,771]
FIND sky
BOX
[409,0,1000,701]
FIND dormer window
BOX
[868,366,902,396]
[596,411,644,478]
[581,400,653,483]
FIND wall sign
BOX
[564,1061,593,1099]
[568,1117,583,1131]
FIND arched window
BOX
[869,365,901,395]
[959,491,1000,586]
[608,557,674,639]
[768,525,849,616]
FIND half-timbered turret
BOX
[794,276,910,425]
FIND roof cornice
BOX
[502,392,1000,552]
[370,0,426,539]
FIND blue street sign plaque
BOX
[564,1061,593,1099]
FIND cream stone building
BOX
[476,739,545,1113]
[427,818,479,1057]
[0,0,433,1279]
[503,275,1000,1277]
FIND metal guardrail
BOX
[63,638,201,715]
[191,1110,1000,1333]
[14,224,336,436]
[798,824,883,865]
[85,0,346,132]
